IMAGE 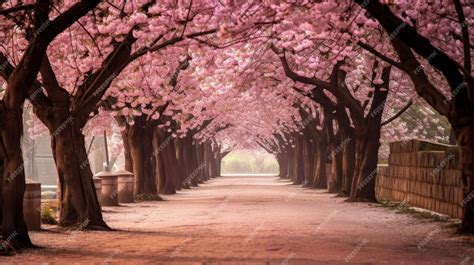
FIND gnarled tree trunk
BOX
[50,114,107,229]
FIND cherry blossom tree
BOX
[2,0,219,228]
[0,0,100,249]
[353,0,473,233]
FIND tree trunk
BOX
[312,135,328,189]
[160,138,180,193]
[204,142,214,180]
[324,111,336,192]
[349,66,391,202]
[342,128,356,196]
[121,123,133,172]
[0,137,5,233]
[334,104,356,196]
[175,138,190,189]
[349,126,380,201]
[183,136,199,187]
[202,142,211,180]
[288,143,298,180]
[276,153,288,178]
[188,141,202,185]
[455,124,474,233]
[51,117,108,229]
[215,151,222,177]
[128,117,157,197]
[208,142,220,178]
[329,131,344,193]
[312,116,331,189]
[155,128,177,195]
[294,134,305,185]
[1,109,33,248]
[303,132,316,187]
[196,142,208,182]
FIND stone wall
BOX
[376,139,463,218]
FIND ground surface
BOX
[3,174,474,264]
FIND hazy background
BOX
[221,149,279,174]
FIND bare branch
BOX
[382,99,413,126]
[357,41,404,70]
[0,4,34,16]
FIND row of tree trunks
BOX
[271,47,398,203]
[117,114,224,198]
[273,129,327,188]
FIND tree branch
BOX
[0,4,34,16]
[270,44,333,90]
[453,0,471,73]
[357,41,404,70]
[131,29,217,60]
[355,0,471,95]
[72,27,137,126]
[381,98,413,126]
[39,54,70,103]
[390,38,450,116]
[0,52,52,114]
[42,0,100,43]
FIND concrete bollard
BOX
[93,177,103,207]
[94,171,119,206]
[116,170,134,203]
[23,180,41,231]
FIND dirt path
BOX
[3,174,473,264]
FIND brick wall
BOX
[376,139,463,218]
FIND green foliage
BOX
[376,200,455,223]
[41,207,58,225]
[221,150,279,174]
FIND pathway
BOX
[3,174,473,264]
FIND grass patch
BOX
[376,200,457,223]
[41,207,58,225]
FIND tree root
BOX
[134,193,163,201]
